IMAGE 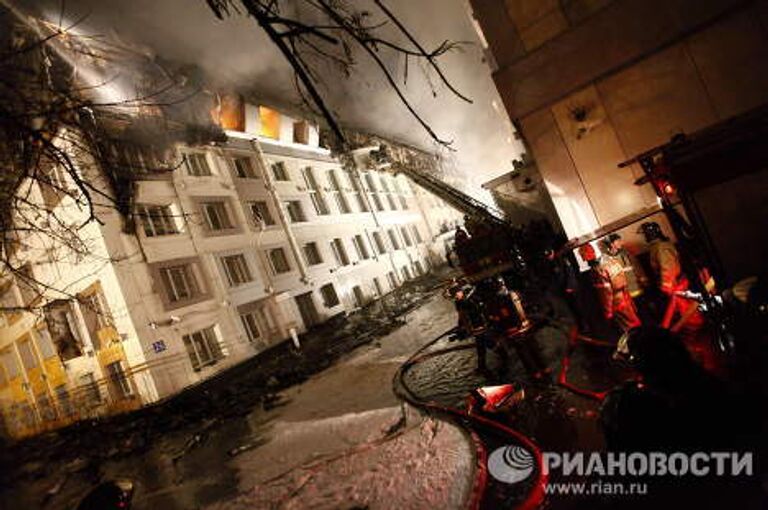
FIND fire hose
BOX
[392,328,547,510]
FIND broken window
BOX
[183,326,224,371]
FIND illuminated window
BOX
[259,106,281,139]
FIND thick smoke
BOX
[19,0,524,204]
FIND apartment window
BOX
[183,326,224,371]
[222,254,252,286]
[78,290,112,350]
[249,201,275,226]
[268,248,291,274]
[285,201,307,223]
[372,232,387,255]
[0,348,19,380]
[352,286,366,308]
[55,384,74,417]
[240,312,262,343]
[106,361,133,399]
[37,392,57,421]
[272,161,289,181]
[79,373,101,405]
[373,277,384,296]
[414,260,425,276]
[185,153,212,176]
[36,326,58,359]
[17,339,37,370]
[320,283,340,308]
[347,170,369,212]
[387,271,398,290]
[303,242,323,266]
[330,238,350,266]
[400,226,413,247]
[387,229,401,250]
[302,167,330,215]
[137,204,180,237]
[293,121,310,144]
[411,225,423,243]
[399,195,409,209]
[160,264,201,302]
[386,194,398,210]
[229,156,258,178]
[371,193,384,212]
[352,234,370,260]
[402,266,412,281]
[328,170,351,214]
[201,201,234,231]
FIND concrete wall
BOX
[471,0,768,238]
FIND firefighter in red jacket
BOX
[580,242,641,332]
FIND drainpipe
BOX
[249,138,310,284]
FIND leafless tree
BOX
[0,6,216,315]
[205,0,472,150]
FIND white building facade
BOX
[0,103,463,438]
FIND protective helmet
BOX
[638,222,664,242]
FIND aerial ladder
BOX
[365,144,526,284]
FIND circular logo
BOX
[487,445,535,484]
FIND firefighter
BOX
[582,242,641,332]
[545,242,586,332]
[640,222,705,331]
[484,277,549,379]
[449,282,497,373]
[604,233,645,298]
[639,222,719,371]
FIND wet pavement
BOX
[0,274,478,510]
[0,271,639,510]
